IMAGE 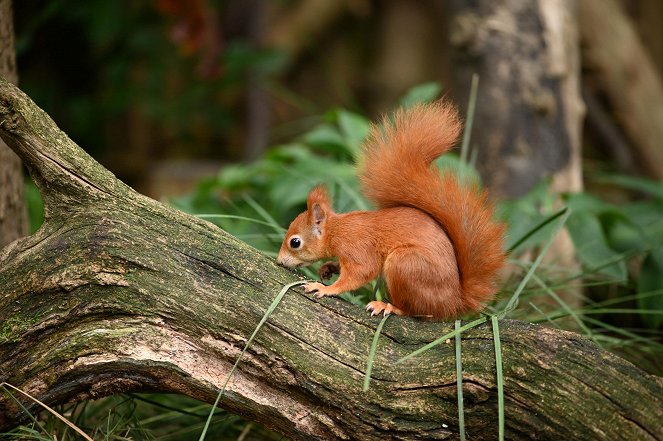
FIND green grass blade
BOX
[242,194,284,233]
[1,382,94,440]
[371,278,383,303]
[507,207,568,254]
[528,302,561,329]
[557,249,637,286]
[195,214,286,233]
[397,316,487,364]
[0,384,44,430]
[531,273,593,337]
[199,280,307,441]
[460,73,479,165]
[491,316,505,441]
[363,314,390,392]
[455,320,466,441]
[593,287,663,308]
[581,316,663,350]
[500,208,570,317]
[540,308,663,322]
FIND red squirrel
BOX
[276,102,506,319]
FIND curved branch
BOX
[0,78,662,440]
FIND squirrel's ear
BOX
[311,202,326,224]
[306,185,330,211]
[307,185,330,237]
[311,202,326,236]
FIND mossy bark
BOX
[0,78,662,440]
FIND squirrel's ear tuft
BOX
[306,185,330,211]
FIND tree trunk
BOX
[0,0,27,247]
[449,0,583,199]
[0,78,662,440]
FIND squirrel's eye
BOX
[289,237,302,249]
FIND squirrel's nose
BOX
[276,253,298,269]
[276,252,287,267]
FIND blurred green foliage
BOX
[15,0,285,164]
[172,107,367,252]
[500,177,663,329]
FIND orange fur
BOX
[277,101,506,319]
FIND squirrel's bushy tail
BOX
[358,102,506,311]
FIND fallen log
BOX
[0,78,661,440]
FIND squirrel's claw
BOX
[305,281,343,299]
[304,282,323,293]
[366,301,404,317]
[305,282,330,298]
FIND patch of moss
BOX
[0,314,40,344]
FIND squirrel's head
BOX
[277,185,333,268]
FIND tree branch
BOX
[0,78,662,440]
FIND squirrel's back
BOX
[358,102,506,313]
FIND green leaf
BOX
[399,82,442,108]
[217,164,257,189]
[265,143,316,163]
[25,179,44,234]
[302,124,351,156]
[436,153,481,185]
[269,178,317,213]
[601,211,648,254]
[596,174,663,200]
[507,208,569,254]
[623,200,663,238]
[501,208,571,316]
[566,194,627,282]
[498,180,556,252]
[638,247,663,328]
[336,109,369,157]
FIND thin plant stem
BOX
[455,320,466,441]
[198,280,308,440]
[363,314,390,392]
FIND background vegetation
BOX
[4,0,663,439]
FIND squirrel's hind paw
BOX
[366,301,404,317]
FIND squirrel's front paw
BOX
[304,282,336,299]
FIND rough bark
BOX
[0,0,27,247]
[449,0,583,199]
[580,0,663,179]
[0,79,662,440]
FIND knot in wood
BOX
[0,98,20,132]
